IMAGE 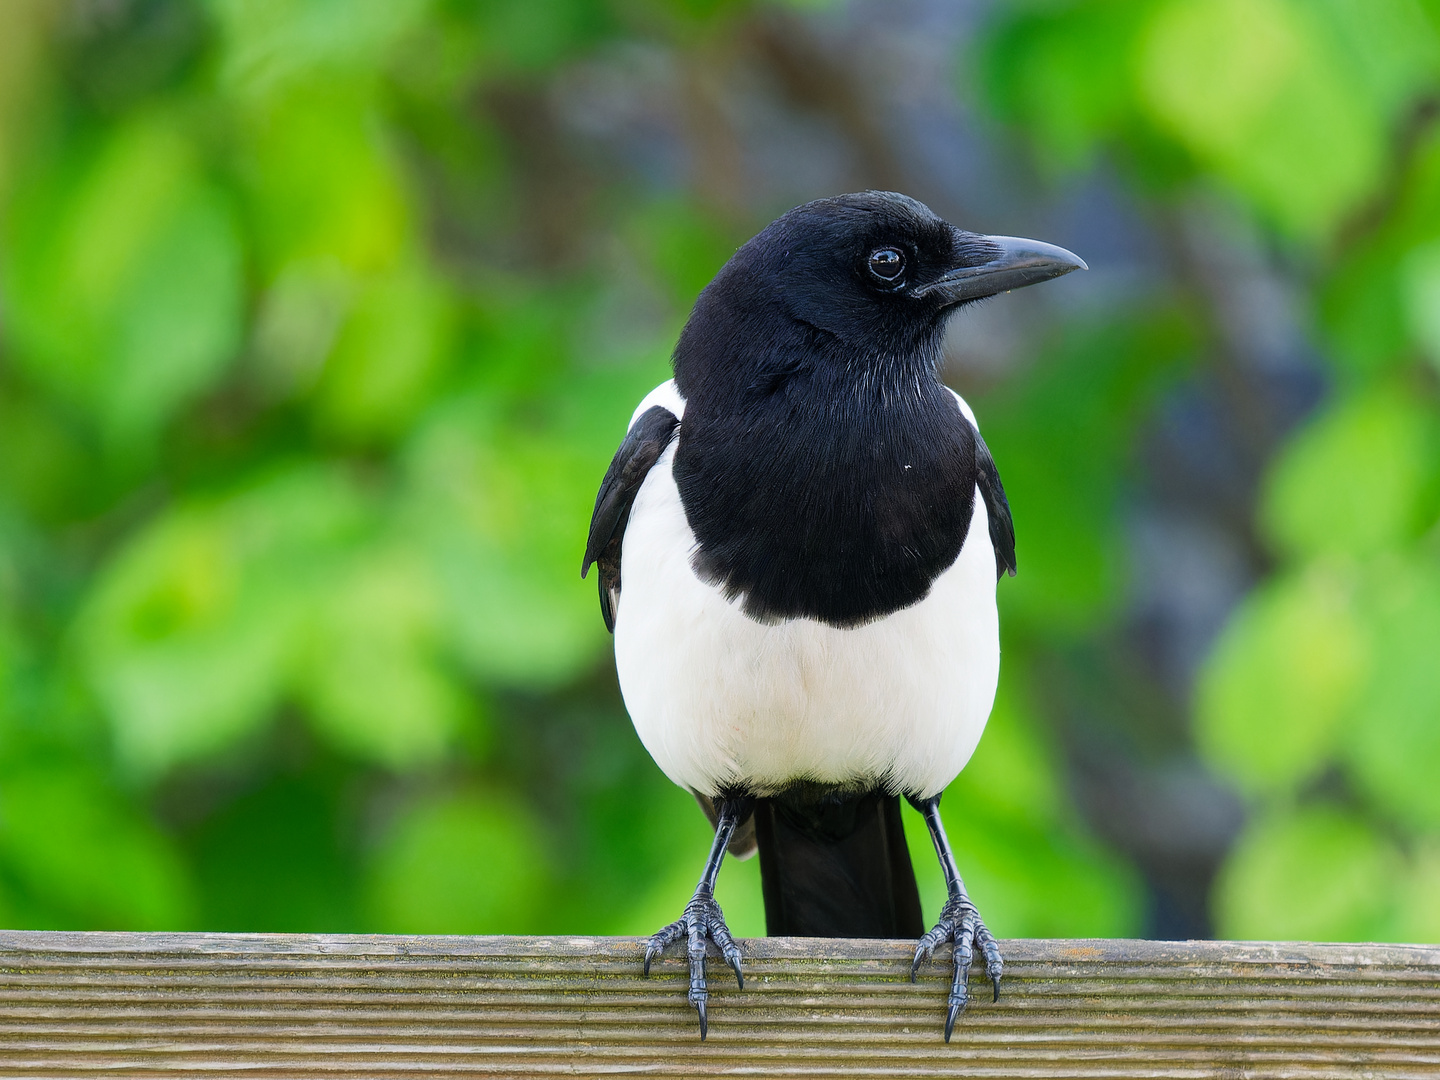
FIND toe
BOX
[955,912,977,971]
[709,914,744,989]
[975,923,1004,1001]
[911,920,950,982]
[949,922,974,1013]
[910,942,929,983]
[643,919,684,976]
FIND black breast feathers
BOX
[674,366,1009,629]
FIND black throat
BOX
[672,323,979,628]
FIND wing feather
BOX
[581,405,681,631]
[972,425,1016,579]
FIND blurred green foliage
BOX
[0,0,1435,945]
[982,0,1440,942]
[0,0,682,933]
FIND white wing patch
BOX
[631,379,687,429]
[948,386,980,430]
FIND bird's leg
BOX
[643,793,754,1040]
[906,792,1003,1041]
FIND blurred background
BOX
[0,0,1436,943]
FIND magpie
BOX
[582,191,1085,1040]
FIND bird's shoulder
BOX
[948,387,980,431]
[582,381,684,632]
[629,379,686,427]
[948,387,1016,579]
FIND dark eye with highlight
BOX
[867,247,905,282]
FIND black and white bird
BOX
[582,191,1084,1040]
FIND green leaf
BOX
[0,394,96,524]
[78,511,294,774]
[1345,557,1440,830]
[1402,239,1440,372]
[1307,0,1440,121]
[77,467,372,775]
[366,788,553,934]
[0,618,14,725]
[208,0,431,97]
[1214,804,1400,941]
[1319,131,1440,375]
[976,0,1160,173]
[1394,839,1440,943]
[468,0,614,73]
[980,312,1194,635]
[1138,0,1390,237]
[951,670,1063,829]
[401,380,631,688]
[249,258,356,400]
[241,83,411,275]
[298,548,470,769]
[0,762,194,929]
[312,259,455,440]
[1260,385,1437,560]
[2,115,243,445]
[1195,565,1369,795]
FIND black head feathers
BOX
[674,191,1083,399]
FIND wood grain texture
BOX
[0,931,1435,1077]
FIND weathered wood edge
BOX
[0,931,1435,969]
[0,930,1433,1080]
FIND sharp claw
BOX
[992,975,1001,1003]
[944,1002,959,1043]
[696,998,708,1041]
[911,933,938,982]
[643,946,655,977]
[729,955,744,989]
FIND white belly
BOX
[612,442,1000,799]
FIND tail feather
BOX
[754,789,923,938]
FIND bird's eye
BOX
[868,247,905,282]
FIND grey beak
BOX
[916,234,1087,304]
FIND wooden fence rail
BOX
[0,931,1435,1077]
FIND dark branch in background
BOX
[679,35,748,218]
[483,82,598,271]
[1337,91,1440,252]
[1152,197,1319,563]
[745,10,909,194]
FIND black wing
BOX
[581,405,681,632]
[972,425,1016,579]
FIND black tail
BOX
[754,788,924,938]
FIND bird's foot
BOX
[911,892,1003,1041]
[642,887,743,1040]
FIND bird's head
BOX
[675,191,1085,393]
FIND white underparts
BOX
[611,380,1001,800]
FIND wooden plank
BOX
[0,931,1434,1077]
